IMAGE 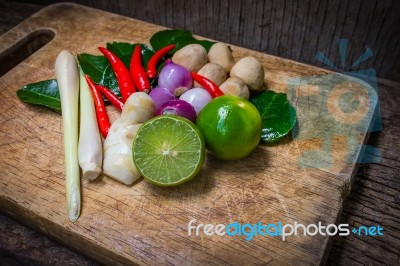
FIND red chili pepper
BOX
[85,75,123,112]
[84,75,111,138]
[98,47,135,102]
[146,44,176,79]
[94,84,124,112]
[191,72,224,98]
[130,45,151,93]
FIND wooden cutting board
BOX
[0,3,379,265]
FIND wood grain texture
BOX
[20,0,400,81]
[0,213,97,266]
[0,3,378,265]
[327,79,400,266]
[0,1,43,35]
[1,1,398,265]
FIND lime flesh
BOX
[132,115,205,187]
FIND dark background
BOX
[0,0,399,265]
[3,0,399,81]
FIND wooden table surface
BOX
[0,1,399,265]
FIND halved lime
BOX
[132,115,205,187]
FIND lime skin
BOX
[196,95,262,160]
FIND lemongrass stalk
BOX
[78,70,102,180]
[55,50,81,222]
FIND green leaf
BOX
[150,29,215,52]
[16,79,61,112]
[106,42,155,69]
[249,90,297,143]
[77,53,120,97]
[150,29,192,51]
[106,42,133,68]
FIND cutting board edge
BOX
[0,2,377,265]
[0,196,138,266]
[0,2,336,79]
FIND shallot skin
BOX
[179,88,212,114]
[149,86,175,110]
[156,99,197,123]
[158,60,193,96]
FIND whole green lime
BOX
[196,95,261,160]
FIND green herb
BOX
[150,29,191,51]
[150,29,215,52]
[249,90,297,143]
[106,42,154,68]
[77,54,120,97]
[16,79,61,112]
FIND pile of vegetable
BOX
[16,29,296,222]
